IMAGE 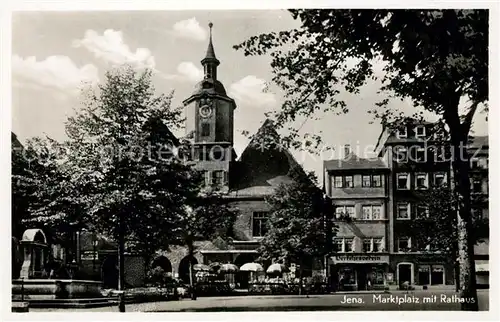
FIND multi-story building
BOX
[323,145,391,290]
[375,122,454,288]
[469,136,489,288]
[373,122,489,289]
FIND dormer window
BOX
[396,127,407,139]
[416,125,426,139]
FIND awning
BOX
[475,260,489,273]
[200,250,258,254]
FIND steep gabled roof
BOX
[228,119,304,197]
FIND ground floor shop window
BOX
[418,265,430,285]
[338,267,356,286]
[417,264,445,285]
[431,265,444,285]
[369,267,385,285]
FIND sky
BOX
[11,10,489,181]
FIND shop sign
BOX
[81,251,97,260]
[332,255,389,264]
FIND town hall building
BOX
[150,23,318,283]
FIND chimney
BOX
[344,144,351,158]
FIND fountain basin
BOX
[12,279,103,300]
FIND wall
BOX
[124,256,146,287]
[230,199,270,241]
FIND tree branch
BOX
[462,101,480,135]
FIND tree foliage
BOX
[406,186,488,255]
[234,9,487,137]
[62,65,200,257]
[12,137,85,243]
[260,166,334,266]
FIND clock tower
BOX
[182,23,236,191]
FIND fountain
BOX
[12,229,113,309]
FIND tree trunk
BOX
[451,137,479,310]
[187,243,197,300]
[117,216,126,312]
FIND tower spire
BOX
[202,22,220,80]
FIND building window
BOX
[397,173,410,190]
[372,175,382,187]
[434,172,447,186]
[334,176,343,188]
[335,205,356,219]
[397,237,411,252]
[415,125,426,139]
[396,127,407,139]
[415,205,430,219]
[362,175,371,187]
[397,203,411,220]
[434,146,447,162]
[362,205,383,220]
[363,239,372,252]
[373,238,384,252]
[471,208,483,220]
[333,238,343,252]
[344,238,354,253]
[201,123,210,136]
[333,238,354,253]
[394,146,408,163]
[252,212,269,237]
[470,158,479,169]
[416,147,426,162]
[472,178,482,193]
[415,173,429,190]
[363,238,384,253]
[211,170,225,185]
[204,171,211,186]
[344,176,354,188]
[372,206,382,219]
[362,175,382,188]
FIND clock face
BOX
[199,105,213,118]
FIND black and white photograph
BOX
[3,1,497,318]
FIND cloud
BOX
[176,62,203,82]
[229,76,277,108]
[73,29,156,69]
[172,18,207,41]
[12,55,99,93]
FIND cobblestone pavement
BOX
[29,290,489,312]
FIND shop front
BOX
[416,264,446,286]
[329,254,390,291]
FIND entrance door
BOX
[398,264,412,286]
[357,266,367,290]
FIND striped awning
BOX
[475,260,489,272]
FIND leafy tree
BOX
[406,186,488,288]
[12,136,85,256]
[63,66,199,301]
[235,9,487,309]
[260,166,334,295]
